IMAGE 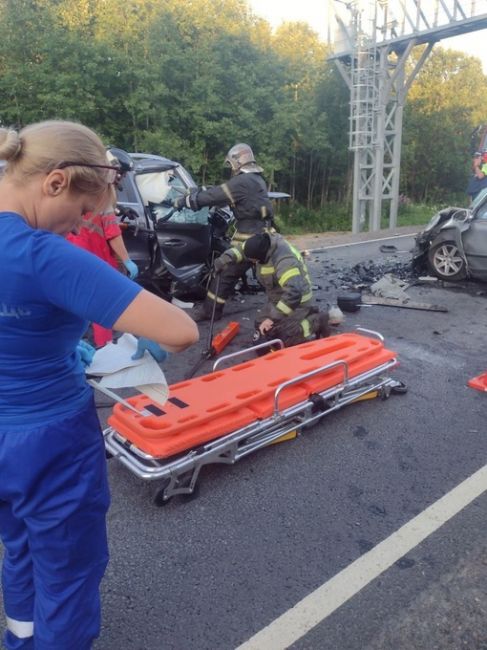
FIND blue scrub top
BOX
[0,212,142,430]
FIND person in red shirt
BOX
[68,211,139,346]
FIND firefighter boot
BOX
[319,311,332,337]
[309,311,331,339]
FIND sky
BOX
[247,0,487,72]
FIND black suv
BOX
[114,151,234,299]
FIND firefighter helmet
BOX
[224,143,263,174]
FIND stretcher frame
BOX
[103,328,400,505]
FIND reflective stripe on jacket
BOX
[188,172,274,235]
[258,235,312,321]
[221,234,312,321]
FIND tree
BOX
[402,46,487,201]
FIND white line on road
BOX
[307,232,417,253]
[236,464,487,650]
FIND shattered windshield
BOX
[135,169,209,225]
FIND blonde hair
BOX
[0,120,111,199]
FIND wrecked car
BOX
[412,188,487,281]
[112,149,289,299]
[112,150,232,300]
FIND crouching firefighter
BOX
[172,143,274,322]
[214,232,337,348]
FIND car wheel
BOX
[427,241,467,281]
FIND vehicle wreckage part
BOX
[361,295,448,312]
[467,372,487,392]
[427,241,467,281]
[337,291,448,313]
[337,292,363,313]
[186,320,241,379]
[104,331,402,505]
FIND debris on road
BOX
[337,270,448,312]
[337,291,448,313]
[335,258,418,291]
[467,371,487,392]
[361,295,448,312]
[370,274,410,301]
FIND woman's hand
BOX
[123,259,139,279]
[77,340,96,368]
[131,337,169,363]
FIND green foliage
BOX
[402,46,487,202]
[0,0,485,218]
[396,202,439,227]
[276,200,456,235]
[275,202,352,234]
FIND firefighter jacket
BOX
[220,233,313,322]
[184,172,274,240]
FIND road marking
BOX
[307,232,417,253]
[236,464,487,650]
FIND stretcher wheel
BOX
[379,380,408,400]
[391,381,407,394]
[153,479,172,507]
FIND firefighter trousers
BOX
[0,398,110,650]
[203,258,253,317]
[254,306,327,349]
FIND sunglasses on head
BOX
[57,161,122,184]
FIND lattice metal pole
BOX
[329,0,487,233]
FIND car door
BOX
[462,197,487,279]
[116,172,155,278]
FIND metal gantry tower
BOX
[328,0,487,233]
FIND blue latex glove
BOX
[123,259,139,280]
[131,337,169,363]
[77,340,96,368]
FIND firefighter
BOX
[172,143,274,321]
[214,232,341,348]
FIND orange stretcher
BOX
[103,328,403,505]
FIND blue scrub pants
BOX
[0,399,110,649]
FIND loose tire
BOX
[427,241,467,281]
[337,292,362,313]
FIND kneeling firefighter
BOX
[213,232,342,348]
[172,143,274,322]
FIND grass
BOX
[275,202,351,235]
[275,198,467,235]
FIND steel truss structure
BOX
[328,0,487,233]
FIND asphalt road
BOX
[2,234,487,649]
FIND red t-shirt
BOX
[67,212,122,269]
